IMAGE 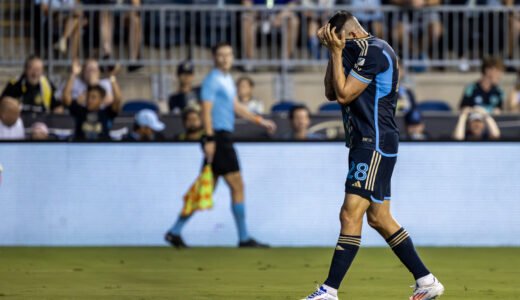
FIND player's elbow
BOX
[336,95,353,105]
[325,92,336,101]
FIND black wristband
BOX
[201,135,215,143]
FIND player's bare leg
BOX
[339,193,370,235]
[223,171,244,204]
[302,194,369,300]
[365,199,401,238]
[367,201,444,300]
[223,172,267,248]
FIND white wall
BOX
[0,143,519,246]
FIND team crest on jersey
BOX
[357,58,365,66]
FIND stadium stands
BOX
[0,1,518,141]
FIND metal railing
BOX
[1,3,520,70]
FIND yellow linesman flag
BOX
[181,165,214,216]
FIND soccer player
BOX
[301,11,444,300]
[166,42,277,248]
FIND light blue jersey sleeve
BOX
[201,74,217,103]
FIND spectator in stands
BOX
[169,62,201,114]
[30,122,50,140]
[452,106,501,141]
[508,71,520,113]
[242,0,299,63]
[460,57,505,114]
[124,109,165,141]
[336,0,383,38]
[1,55,61,114]
[83,0,142,72]
[62,62,122,140]
[60,59,114,107]
[301,0,334,59]
[506,0,520,60]
[396,62,417,114]
[285,105,324,140]
[390,0,443,71]
[404,109,429,141]
[237,76,264,114]
[35,0,82,59]
[0,96,25,140]
[176,108,204,141]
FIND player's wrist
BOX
[201,134,215,143]
[254,115,262,125]
[330,48,342,56]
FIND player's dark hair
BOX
[212,42,232,55]
[87,85,107,99]
[182,107,200,123]
[24,54,42,71]
[328,11,355,34]
[237,76,254,87]
[289,104,310,120]
[481,56,504,74]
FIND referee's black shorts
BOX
[203,130,240,176]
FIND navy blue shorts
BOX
[344,147,397,203]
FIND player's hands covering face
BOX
[321,24,346,53]
[317,25,330,47]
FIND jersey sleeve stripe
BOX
[350,70,372,84]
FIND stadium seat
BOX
[417,100,452,112]
[121,100,159,113]
[319,102,342,112]
[271,101,300,113]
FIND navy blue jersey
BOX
[340,35,399,156]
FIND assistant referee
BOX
[166,42,276,248]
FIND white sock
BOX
[322,284,338,297]
[416,273,435,287]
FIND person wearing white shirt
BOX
[236,76,264,114]
[0,97,25,140]
[58,59,114,107]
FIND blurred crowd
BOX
[0,54,518,141]
[0,56,268,141]
[33,0,520,70]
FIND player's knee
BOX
[339,206,363,227]
[367,212,390,231]
[230,177,244,193]
[367,214,382,230]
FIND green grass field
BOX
[0,247,518,299]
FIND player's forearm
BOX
[201,102,214,136]
[330,50,351,104]
[234,101,255,122]
[235,101,265,127]
[324,59,337,101]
